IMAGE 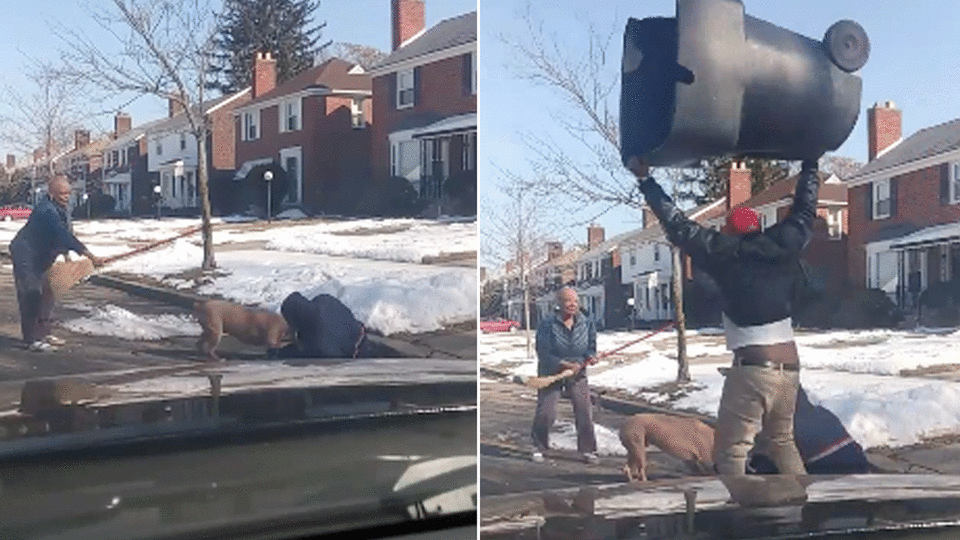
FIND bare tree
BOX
[325,42,388,71]
[52,0,223,269]
[481,171,556,359]
[502,5,693,380]
[0,61,89,186]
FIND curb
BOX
[480,365,716,426]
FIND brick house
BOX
[231,53,372,216]
[142,90,250,215]
[368,1,476,209]
[529,243,584,327]
[53,129,109,211]
[846,101,960,310]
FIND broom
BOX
[46,224,205,299]
[524,320,676,389]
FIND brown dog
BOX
[194,300,291,361]
[619,413,716,482]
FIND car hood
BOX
[0,358,477,539]
[0,357,476,457]
[481,474,960,539]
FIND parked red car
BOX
[479,318,521,333]
[0,204,31,221]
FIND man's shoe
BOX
[29,341,57,352]
[582,452,599,465]
[531,451,545,463]
[44,335,66,346]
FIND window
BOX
[156,138,163,156]
[180,133,186,151]
[874,178,891,219]
[654,244,660,261]
[111,150,119,167]
[630,249,636,266]
[827,209,843,239]
[391,140,419,180]
[171,174,177,198]
[397,69,415,108]
[952,162,960,204]
[280,99,301,132]
[351,98,364,128]
[242,111,260,141]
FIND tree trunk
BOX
[672,245,689,382]
[196,128,216,270]
[523,266,532,359]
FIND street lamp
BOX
[82,192,90,220]
[264,170,273,223]
[153,184,162,220]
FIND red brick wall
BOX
[209,93,249,171]
[847,163,960,287]
[371,53,477,184]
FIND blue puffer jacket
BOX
[535,310,597,378]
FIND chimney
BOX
[641,205,655,228]
[114,112,132,139]
[727,160,751,210]
[546,241,563,261]
[168,93,186,118]
[74,130,90,150]
[868,100,902,161]
[6,154,14,169]
[588,224,605,250]
[252,51,277,99]
[391,0,425,51]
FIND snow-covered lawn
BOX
[2,217,476,336]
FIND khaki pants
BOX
[714,365,806,475]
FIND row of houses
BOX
[487,100,960,329]
[12,1,477,219]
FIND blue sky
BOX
[478,0,960,267]
[0,0,476,156]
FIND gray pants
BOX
[10,243,55,344]
[531,376,597,454]
[714,365,806,475]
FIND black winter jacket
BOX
[279,292,368,359]
[638,161,820,327]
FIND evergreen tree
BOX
[209,0,331,93]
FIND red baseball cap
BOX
[725,208,761,236]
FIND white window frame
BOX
[242,110,260,141]
[951,161,960,204]
[351,97,364,129]
[873,178,891,220]
[397,68,415,109]
[279,98,301,133]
